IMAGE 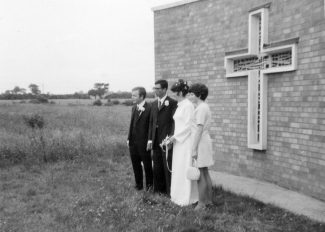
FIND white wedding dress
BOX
[170,98,198,206]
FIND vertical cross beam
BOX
[224,3,298,150]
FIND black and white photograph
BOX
[0,0,325,231]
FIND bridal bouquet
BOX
[160,135,173,151]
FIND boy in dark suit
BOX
[127,87,153,191]
[147,79,177,195]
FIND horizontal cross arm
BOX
[225,48,249,56]
[263,37,299,49]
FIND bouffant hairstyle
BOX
[155,79,168,90]
[132,87,146,99]
[188,83,209,101]
[170,79,189,97]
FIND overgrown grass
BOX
[0,104,324,231]
[0,104,129,166]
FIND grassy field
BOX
[0,99,94,105]
[0,99,116,106]
[0,103,324,232]
[0,98,154,106]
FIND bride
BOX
[165,79,198,206]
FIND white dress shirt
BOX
[158,94,167,107]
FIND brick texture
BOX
[154,0,325,201]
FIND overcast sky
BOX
[0,0,175,94]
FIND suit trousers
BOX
[129,144,153,190]
[152,147,173,196]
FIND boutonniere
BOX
[164,100,169,106]
[138,105,145,115]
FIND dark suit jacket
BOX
[128,102,151,150]
[148,96,178,148]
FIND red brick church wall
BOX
[153,0,325,200]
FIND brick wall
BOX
[154,0,325,200]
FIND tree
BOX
[12,86,26,95]
[88,89,98,99]
[12,86,20,94]
[94,83,109,99]
[20,88,26,94]
[88,83,109,99]
[29,84,41,95]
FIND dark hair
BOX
[132,87,146,99]
[171,79,189,97]
[155,79,168,90]
[188,83,208,100]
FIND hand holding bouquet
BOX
[160,135,174,151]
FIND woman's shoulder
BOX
[196,102,209,111]
[196,103,211,119]
[178,99,194,112]
[185,99,194,109]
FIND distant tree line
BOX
[86,83,154,99]
[0,83,155,100]
[0,92,91,100]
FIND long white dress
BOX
[170,98,199,206]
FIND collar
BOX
[137,100,145,108]
[159,94,167,103]
[177,98,188,106]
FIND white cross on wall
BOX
[224,3,298,150]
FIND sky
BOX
[0,0,176,94]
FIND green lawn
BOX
[0,103,324,231]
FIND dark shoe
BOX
[192,201,198,207]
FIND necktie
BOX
[158,100,161,109]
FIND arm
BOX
[170,100,178,136]
[169,103,193,144]
[127,106,135,146]
[191,124,204,159]
[191,104,207,159]
[147,103,154,150]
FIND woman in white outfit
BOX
[165,79,198,206]
[188,83,214,210]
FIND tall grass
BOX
[0,104,130,166]
[0,103,324,232]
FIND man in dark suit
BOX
[147,79,177,196]
[127,87,153,191]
